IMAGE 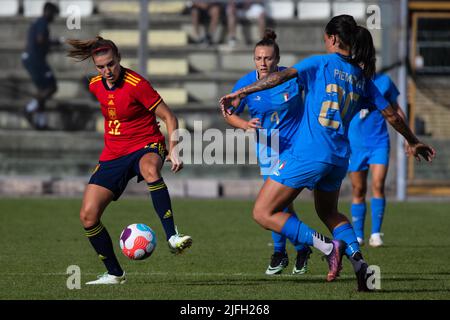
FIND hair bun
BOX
[262,29,277,42]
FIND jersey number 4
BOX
[319,84,360,129]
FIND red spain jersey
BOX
[89,68,165,161]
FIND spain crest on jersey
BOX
[108,107,117,120]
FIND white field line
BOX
[1,272,447,280]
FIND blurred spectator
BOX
[21,2,61,130]
[226,0,267,47]
[190,1,224,45]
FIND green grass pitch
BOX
[0,198,449,300]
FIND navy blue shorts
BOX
[22,54,56,90]
[89,142,167,201]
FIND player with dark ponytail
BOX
[220,15,435,291]
[324,15,376,78]
[222,29,313,276]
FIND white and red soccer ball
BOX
[119,223,157,260]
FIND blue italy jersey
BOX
[232,67,303,168]
[348,73,400,148]
[289,53,390,167]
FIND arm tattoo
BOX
[238,68,296,97]
[382,106,419,145]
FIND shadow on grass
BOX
[380,288,450,294]
[380,244,450,248]
[138,277,355,287]
[383,271,450,277]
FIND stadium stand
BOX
[332,1,366,20]
[267,0,295,19]
[97,0,185,15]
[59,0,95,17]
[297,1,331,21]
[23,0,50,17]
[0,0,447,198]
[96,0,140,14]
[0,0,20,16]
[99,30,188,47]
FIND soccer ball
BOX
[119,223,157,260]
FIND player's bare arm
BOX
[155,101,183,173]
[219,68,297,115]
[224,113,261,131]
[392,102,407,122]
[391,102,409,154]
[237,67,297,97]
[381,105,436,162]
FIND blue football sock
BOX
[271,231,287,253]
[371,197,386,234]
[288,212,310,252]
[272,208,290,253]
[281,215,333,255]
[273,211,309,253]
[333,223,360,257]
[351,202,366,239]
[148,178,176,240]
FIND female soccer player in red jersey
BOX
[67,37,192,285]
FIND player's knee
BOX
[352,184,367,199]
[252,207,260,222]
[142,167,161,182]
[252,207,270,229]
[79,207,99,228]
[372,181,385,196]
